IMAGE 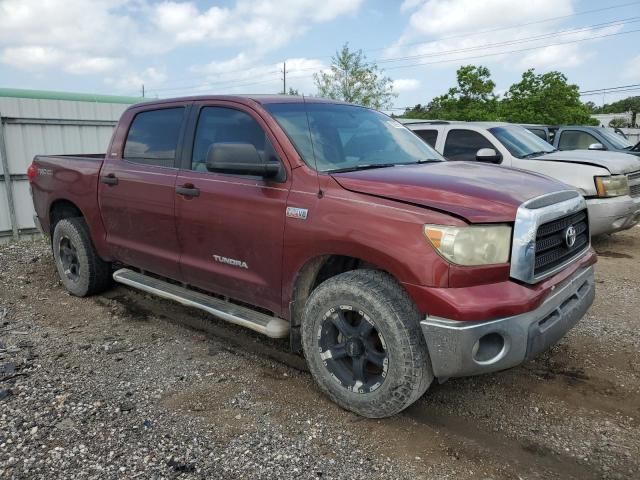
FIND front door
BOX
[99,105,187,279]
[175,103,290,313]
[442,128,506,164]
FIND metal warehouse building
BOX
[0,88,141,243]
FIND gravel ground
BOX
[0,229,639,479]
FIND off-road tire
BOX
[52,217,112,297]
[302,269,433,418]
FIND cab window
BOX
[123,108,185,167]
[414,129,438,147]
[558,130,600,150]
[191,107,280,173]
[528,128,547,141]
[443,129,495,161]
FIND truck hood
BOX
[331,161,565,223]
[539,150,640,174]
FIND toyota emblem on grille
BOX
[564,225,577,248]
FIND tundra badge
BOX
[286,207,308,220]
[213,255,248,269]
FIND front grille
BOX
[629,171,640,197]
[534,210,589,276]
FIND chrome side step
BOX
[112,268,289,339]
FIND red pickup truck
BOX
[29,95,596,418]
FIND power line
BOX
[581,87,640,97]
[145,1,639,93]
[580,83,640,94]
[283,27,640,79]
[149,69,281,93]
[370,0,640,54]
[382,27,640,71]
[152,22,640,98]
[279,16,640,76]
[159,20,640,97]
[373,17,640,66]
[147,76,285,97]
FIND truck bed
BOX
[31,154,106,239]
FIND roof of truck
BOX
[129,94,348,109]
[400,119,514,128]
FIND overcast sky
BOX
[0,0,638,110]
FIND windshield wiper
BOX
[414,158,442,164]
[521,150,552,158]
[328,163,398,173]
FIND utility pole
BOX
[142,84,145,98]
[282,62,286,94]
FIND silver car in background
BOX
[403,120,640,236]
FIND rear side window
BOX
[414,129,438,147]
[528,128,547,141]
[443,129,495,161]
[558,130,599,150]
[123,108,185,167]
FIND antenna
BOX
[302,94,322,197]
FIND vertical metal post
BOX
[0,114,19,240]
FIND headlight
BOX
[423,224,512,266]
[595,175,629,197]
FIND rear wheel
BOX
[52,217,112,296]
[302,269,433,418]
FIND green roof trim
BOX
[0,88,143,105]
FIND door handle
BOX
[101,173,118,185]
[176,184,200,197]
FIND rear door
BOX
[99,104,188,279]
[175,102,291,313]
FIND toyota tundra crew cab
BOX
[405,120,640,236]
[30,96,596,418]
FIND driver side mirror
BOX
[206,142,282,180]
[476,148,501,164]
[588,143,606,151]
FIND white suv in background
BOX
[402,120,640,236]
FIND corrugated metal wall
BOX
[0,95,135,242]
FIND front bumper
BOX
[420,266,595,379]
[587,195,640,236]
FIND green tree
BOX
[403,65,498,120]
[500,69,598,125]
[314,43,396,109]
[584,101,599,113]
[281,87,300,95]
[608,117,629,128]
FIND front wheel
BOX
[302,269,433,418]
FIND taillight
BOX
[27,163,37,182]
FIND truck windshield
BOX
[265,103,444,172]
[598,128,634,149]
[489,125,556,159]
